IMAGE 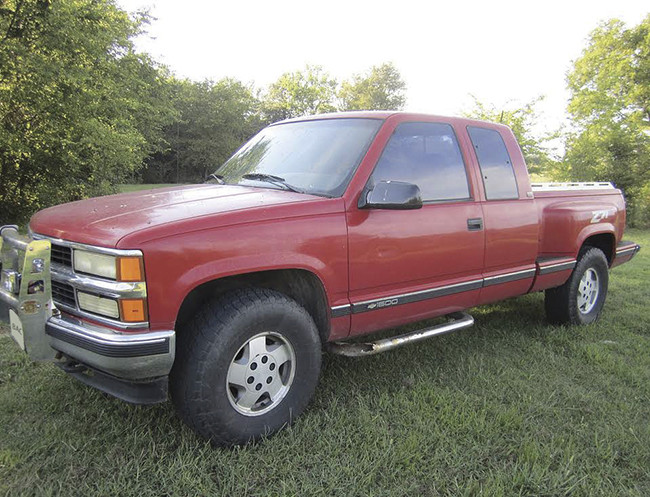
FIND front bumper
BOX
[1,225,175,402]
[46,314,175,380]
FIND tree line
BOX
[0,0,406,223]
[1,1,648,226]
[140,63,406,185]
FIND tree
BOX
[562,16,650,225]
[261,65,338,122]
[338,62,406,111]
[463,96,559,175]
[0,0,174,224]
[142,78,262,183]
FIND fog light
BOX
[77,291,120,319]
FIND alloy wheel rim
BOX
[226,332,296,416]
[577,268,599,314]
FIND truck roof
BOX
[274,111,512,131]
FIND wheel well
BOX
[582,233,615,264]
[176,269,331,342]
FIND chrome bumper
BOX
[46,314,175,380]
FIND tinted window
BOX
[467,126,519,200]
[370,122,470,201]
[216,118,383,197]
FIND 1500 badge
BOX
[367,298,399,310]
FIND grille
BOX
[52,280,76,308]
[51,243,72,267]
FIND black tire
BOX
[170,288,322,446]
[544,247,609,325]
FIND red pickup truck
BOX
[0,112,640,445]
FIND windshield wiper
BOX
[241,173,304,194]
[205,173,225,184]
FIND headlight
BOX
[77,291,120,319]
[74,251,144,282]
[74,251,117,279]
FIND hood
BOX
[30,185,320,247]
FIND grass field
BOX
[1,230,648,496]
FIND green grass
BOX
[118,184,181,193]
[1,230,648,496]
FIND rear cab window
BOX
[467,126,519,200]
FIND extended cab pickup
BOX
[0,112,640,445]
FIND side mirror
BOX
[359,181,423,210]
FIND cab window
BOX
[370,122,471,202]
[467,126,519,200]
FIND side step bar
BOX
[328,312,474,357]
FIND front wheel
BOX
[545,247,609,325]
[170,288,322,446]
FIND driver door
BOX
[346,120,485,335]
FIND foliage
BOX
[338,62,406,111]
[118,184,179,193]
[560,16,650,226]
[142,78,262,183]
[463,96,559,175]
[0,0,174,224]
[145,62,409,184]
[261,65,338,122]
[1,228,649,495]
[260,62,408,123]
[0,0,407,222]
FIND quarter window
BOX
[467,126,519,200]
[370,122,470,202]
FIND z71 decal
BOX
[591,209,613,224]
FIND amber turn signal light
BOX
[117,256,144,282]
[120,298,148,322]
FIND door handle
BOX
[467,218,483,231]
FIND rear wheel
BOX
[170,288,322,446]
[545,247,609,325]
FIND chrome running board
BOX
[327,312,474,357]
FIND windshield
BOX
[213,118,383,197]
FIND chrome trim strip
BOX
[55,302,149,330]
[531,182,615,191]
[33,233,142,257]
[46,315,171,347]
[50,262,148,329]
[616,247,637,257]
[339,267,542,316]
[350,279,483,314]
[51,263,146,299]
[483,268,536,287]
[331,304,351,318]
[538,260,576,275]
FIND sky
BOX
[118,0,648,148]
